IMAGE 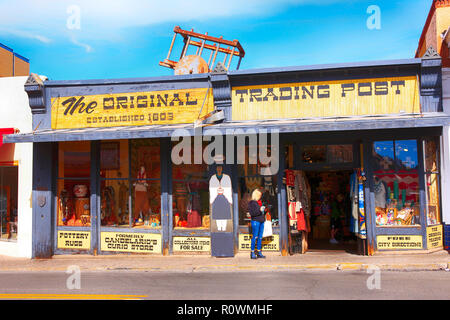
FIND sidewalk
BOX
[0,250,449,273]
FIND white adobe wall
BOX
[442,68,450,225]
[0,76,33,258]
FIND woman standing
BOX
[247,189,266,259]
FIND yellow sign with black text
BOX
[57,231,91,250]
[239,234,279,251]
[173,237,211,252]
[232,76,420,121]
[100,232,162,254]
[377,235,423,250]
[51,88,214,130]
[427,225,443,250]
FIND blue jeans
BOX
[251,220,265,251]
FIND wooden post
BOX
[90,140,100,255]
[160,138,170,256]
[210,44,220,70]
[166,33,177,61]
[181,36,191,59]
[227,47,235,70]
[278,137,289,256]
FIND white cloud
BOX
[0,27,52,44]
[0,0,339,51]
[69,35,93,53]
[0,0,333,32]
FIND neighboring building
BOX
[442,68,450,250]
[415,0,450,67]
[415,0,450,250]
[0,43,30,77]
[0,76,35,257]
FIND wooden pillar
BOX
[277,136,289,256]
[161,138,171,255]
[32,142,55,258]
[363,140,374,256]
[90,141,100,255]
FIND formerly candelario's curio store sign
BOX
[51,87,214,130]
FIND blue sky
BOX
[0,0,432,80]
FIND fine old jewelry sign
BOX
[51,88,214,130]
[57,231,91,250]
[100,232,162,253]
[239,234,279,251]
[232,76,420,121]
[173,237,211,252]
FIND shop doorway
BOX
[305,170,357,253]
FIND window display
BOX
[172,142,209,229]
[237,145,278,227]
[130,139,161,228]
[373,140,420,227]
[424,138,440,225]
[57,142,91,227]
[0,166,18,240]
[100,140,130,227]
[302,145,326,163]
[302,144,353,164]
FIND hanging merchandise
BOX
[373,177,387,208]
[349,172,359,234]
[358,169,366,239]
[118,180,128,224]
[187,210,202,228]
[285,169,310,254]
[263,176,275,196]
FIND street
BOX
[0,270,448,300]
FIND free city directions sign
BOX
[50,88,214,130]
[232,76,420,121]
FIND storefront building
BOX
[5,55,449,258]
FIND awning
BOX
[0,128,16,145]
[4,113,450,143]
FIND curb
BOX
[1,262,448,273]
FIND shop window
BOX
[424,138,440,225]
[395,140,418,170]
[0,166,18,240]
[327,145,353,164]
[285,144,294,169]
[373,141,395,172]
[100,139,162,228]
[100,140,130,227]
[172,141,209,229]
[301,144,353,164]
[238,145,278,227]
[372,140,420,227]
[302,145,326,163]
[57,142,91,227]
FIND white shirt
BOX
[209,174,232,204]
